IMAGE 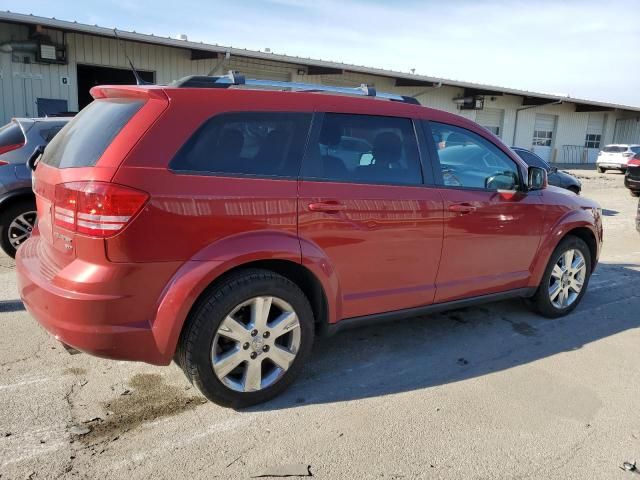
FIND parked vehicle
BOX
[624,153,640,197]
[16,75,603,407]
[511,147,582,194]
[596,144,640,173]
[0,117,71,257]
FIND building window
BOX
[483,125,500,137]
[533,130,553,146]
[584,133,601,149]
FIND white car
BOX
[596,144,640,173]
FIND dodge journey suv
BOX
[17,73,603,407]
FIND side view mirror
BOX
[27,145,45,171]
[549,166,558,173]
[528,166,547,191]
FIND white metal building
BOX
[1,10,639,163]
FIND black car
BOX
[624,153,640,197]
[512,147,582,194]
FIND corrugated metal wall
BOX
[1,20,638,162]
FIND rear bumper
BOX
[16,236,180,365]
[597,162,626,170]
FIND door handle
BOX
[308,201,347,213]
[448,203,476,214]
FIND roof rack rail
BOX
[171,71,421,105]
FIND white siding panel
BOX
[476,108,504,137]
[587,113,604,135]
[613,117,640,144]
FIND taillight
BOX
[54,182,148,237]
[0,142,23,155]
[0,160,9,166]
[628,158,640,167]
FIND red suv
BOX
[17,74,603,407]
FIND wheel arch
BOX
[150,232,339,364]
[529,216,600,288]
[196,258,329,333]
[0,188,35,211]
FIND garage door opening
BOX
[77,64,155,109]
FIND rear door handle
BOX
[448,203,476,214]
[308,201,347,213]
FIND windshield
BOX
[41,98,143,168]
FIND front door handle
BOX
[448,203,476,214]
[308,201,347,213]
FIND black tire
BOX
[567,186,580,195]
[597,167,605,173]
[630,190,640,198]
[528,235,592,318]
[0,199,37,259]
[176,269,315,408]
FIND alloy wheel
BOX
[211,296,301,393]
[8,211,37,249]
[548,248,586,309]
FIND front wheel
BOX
[176,269,315,408]
[630,190,640,198]
[597,166,605,173]
[529,235,592,318]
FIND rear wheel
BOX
[567,186,580,195]
[0,199,37,258]
[597,166,605,173]
[529,235,591,318]
[176,269,314,408]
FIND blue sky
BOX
[5,0,640,106]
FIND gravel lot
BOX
[1,167,639,480]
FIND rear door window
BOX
[41,99,144,168]
[302,113,423,185]
[40,124,65,143]
[170,112,312,178]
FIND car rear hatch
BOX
[599,146,630,164]
[31,86,168,272]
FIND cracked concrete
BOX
[1,167,639,479]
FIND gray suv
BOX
[0,117,71,257]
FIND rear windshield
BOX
[41,98,143,168]
[602,146,627,153]
[0,121,25,148]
